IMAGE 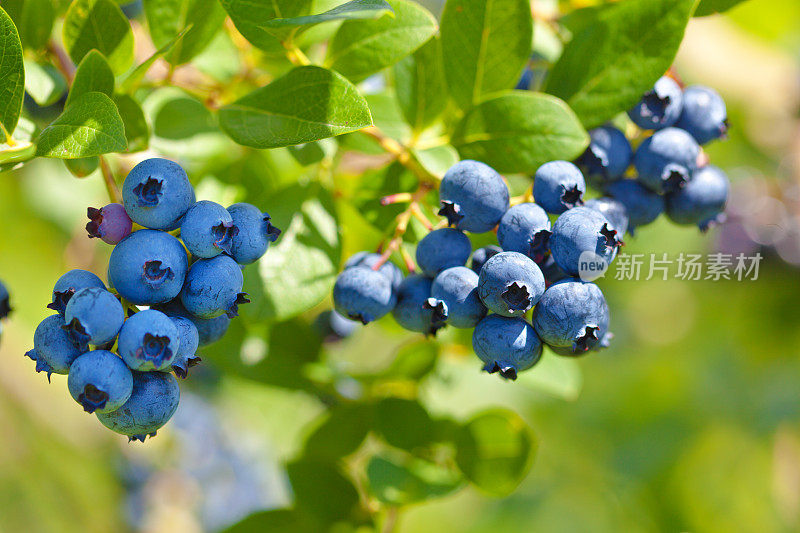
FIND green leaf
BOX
[23,59,67,107]
[378,340,439,381]
[143,0,226,64]
[244,182,340,321]
[118,29,188,93]
[223,509,318,533]
[66,50,114,107]
[412,143,459,178]
[0,140,36,168]
[440,0,533,109]
[219,65,372,149]
[326,0,438,82]
[0,7,25,138]
[62,0,134,74]
[393,36,446,132]
[256,0,394,39]
[64,156,99,177]
[114,94,149,152]
[695,0,747,16]
[544,0,696,128]
[301,403,374,461]
[219,0,311,52]
[455,408,536,496]
[35,92,127,158]
[367,455,463,505]
[287,460,361,524]
[375,397,437,451]
[3,0,56,50]
[452,91,589,174]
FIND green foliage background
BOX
[0,0,799,531]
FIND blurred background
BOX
[2,0,800,531]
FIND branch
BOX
[361,126,440,185]
[99,156,122,204]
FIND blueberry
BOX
[181,200,239,258]
[666,164,730,231]
[48,269,106,315]
[25,314,82,379]
[605,179,665,233]
[0,280,10,319]
[415,228,472,277]
[118,310,180,371]
[168,316,200,378]
[122,158,195,230]
[431,267,486,328]
[477,251,545,317]
[86,203,133,245]
[344,252,404,291]
[584,197,630,236]
[108,230,189,305]
[533,161,586,214]
[627,76,683,130]
[496,203,552,263]
[333,266,397,324]
[314,310,360,341]
[472,315,542,380]
[470,245,502,274]
[578,126,632,185]
[391,275,447,335]
[180,255,248,319]
[634,127,700,194]
[439,160,510,233]
[63,287,125,351]
[153,298,230,347]
[68,350,133,413]
[549,206,622,276]
[96,371,180,442]
[676,85,728,145]
[227,202,281,265]
[533,278,610,354]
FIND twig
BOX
[362,126,440,185]
[48,41,75,84]
[99,156,123,204]
[382,507,399,533]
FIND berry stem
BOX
[283,39,311,66]
[374,184,431,269]
[99,156,123,204]
[362,126,440,185]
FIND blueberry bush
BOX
[0,0,770,531]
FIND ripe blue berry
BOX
[122,158,196,230]
[86,203,133,245]
[533,161,586,214]
[154,298,230,347]
[470,245,502,274]
[578,126,632,185]
[439,160,510,233]
[605,179,665,233]
[315,310,359,341]
[676,85,728,145]
[533,278,610,354]
[181,255,248,319]
[416,228,472,277]
[48,269,106,315]
[584,197,630,237]
[627,76,683,130]
[431,267,486,328]
[118,310,180,371]
[540,256,568,287]
[227,202,281,265]
[63,287,125,351]
[666,165,729,231]
[634,127,700,194]
[497,203,552,263]
[96,370,180,442]
[108,229,189,305]
[344,252,403,291]
[67,350,133,413]
[333,266,397,325]
[392,275,447,335]
[26,314,82,379]
[0,280,10,319]
[550,207,622,276]
[168,316,200,378]
[472,315,542,380]
[181,200,239,258]
[478,252,545,317]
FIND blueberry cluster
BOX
[25,158,280,442]
[332,77,731,380]
[0,279,11,341]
